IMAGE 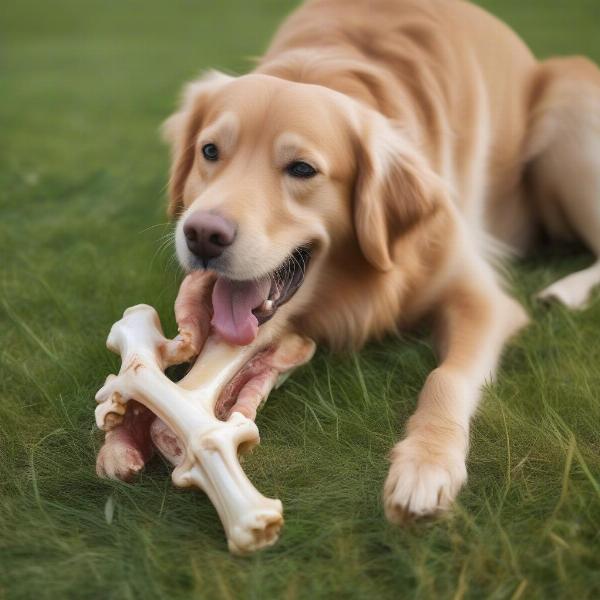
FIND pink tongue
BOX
[211,277,271,345]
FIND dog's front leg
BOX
[384,269,529,522]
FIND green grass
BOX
[1,1,600,598]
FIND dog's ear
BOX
[162,70,234,218]
[353,115,443,271]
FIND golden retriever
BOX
[98,0,600,523]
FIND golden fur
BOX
[164,0,600,520]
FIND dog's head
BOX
[164,72,442,345]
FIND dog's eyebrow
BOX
[274,132,328,173]
[198,111,239,154]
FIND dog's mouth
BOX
[210,246,312,346]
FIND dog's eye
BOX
[286,161,317,178]
[202,143,219,161]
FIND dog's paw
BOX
[536,282,584,309]
[536,266,600,310]
[96,440,146,482]
[383,438,467,523]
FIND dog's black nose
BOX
[183,211,237,262]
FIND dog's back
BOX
[259,0,541,249]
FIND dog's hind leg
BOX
[527,57,600,308]
[537,263,600,309]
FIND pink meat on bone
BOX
[96,269,314,485]
[96,271,216,482]
[95,400,156,481]
[174,270,216,355]
[152,332,315,460]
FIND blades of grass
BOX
[30,428,68,506]
[550,433,576,520]
[1,297,78,386]
[545,404,600,498]
[303,399,325,434]
[486,498,522,579]
[158,478,170,518]
[57,393,76,431]
[5,356,55,409]
[352,352,371,407]
[1,297,58,362]
[452,560,469,600]
[499,402,512,505]
[573,445,600,499]
[510,579,528,600]
[104,495,115,525]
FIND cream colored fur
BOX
[164,0,600,521]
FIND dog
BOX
[97,0,600,523]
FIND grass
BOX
[1,0,600,598]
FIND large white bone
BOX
[94,304,314,554]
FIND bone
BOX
[96,272,214,483]
[94,303,315,554]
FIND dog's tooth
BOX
[257,299,273,313]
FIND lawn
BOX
[1,1,599,598]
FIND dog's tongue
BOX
[211,276,271,345]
